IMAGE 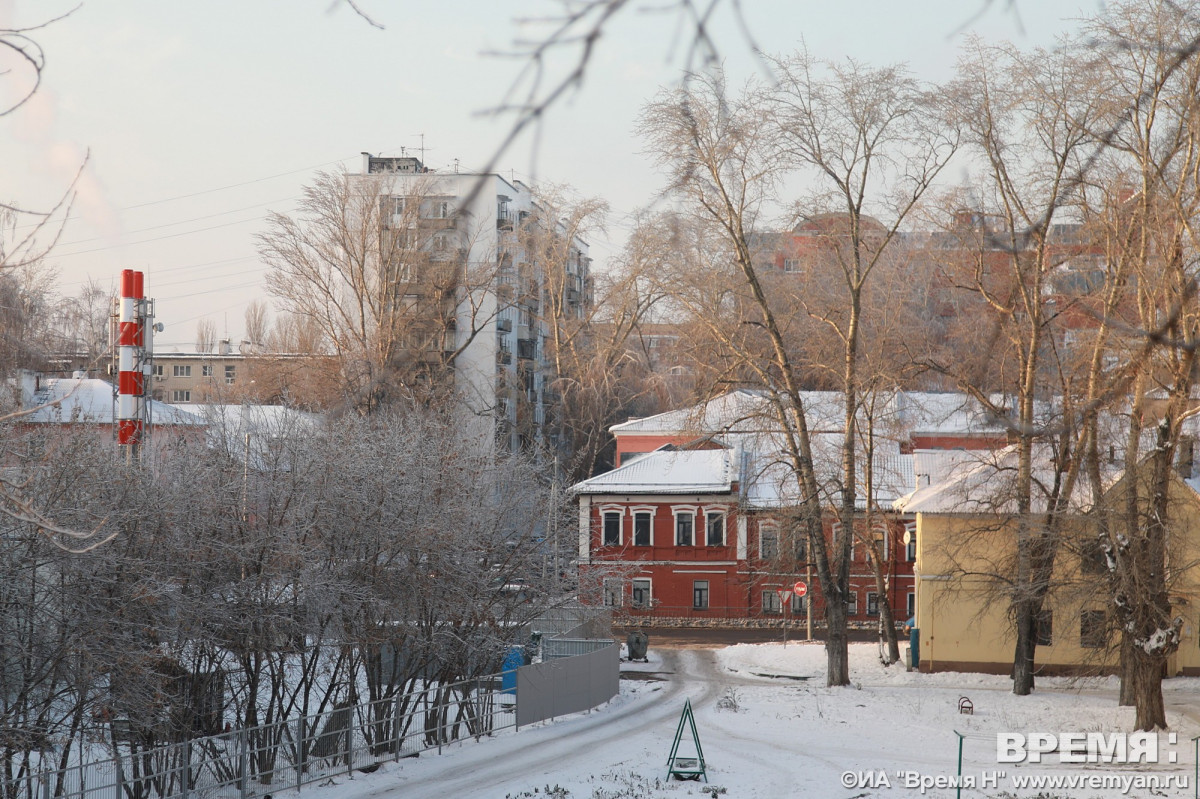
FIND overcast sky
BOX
[2,0,1100,349]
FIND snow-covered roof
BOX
[571,448,737,495]
[738,432,914,510]
[610,389,1020,442]
[610,390,844,436]
[20,378,205,426]
[895,445,1101,515]
[174,403,321,469]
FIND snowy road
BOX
[367,650,723,798]
[291,642,1200,798]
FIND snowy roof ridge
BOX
[571,447,737,495]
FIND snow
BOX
[20,377,205,426]
[570,449,736,494]
[271,642,1200,798]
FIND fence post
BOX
[238,728,248,799]
[181,742,191,799]
[344,722,352,778]
[392,694,402,762]
[295,717,304,794]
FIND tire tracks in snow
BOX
[376,650,721,798]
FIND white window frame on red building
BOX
[602,577,622,607]
[629,505,657,547]
[759,520,779,560]
[671,505,698,546]
[598,504,624,546]
[631,577,652,608]
[702,506,727,547]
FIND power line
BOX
[52,197,296,249]
[51,215,266,258]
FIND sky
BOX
[1,0,1104,350]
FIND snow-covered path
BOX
[288,642,1200,798]
[364,650,720,798]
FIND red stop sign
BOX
[793,581,808,597]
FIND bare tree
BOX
[258,170,501,413]
[195,318,217,354]
[639,53,954,683]
[244,300,271,348]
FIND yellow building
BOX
[899,447,1200,676]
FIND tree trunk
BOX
[1011,602,1037,695]
[1118,635,1136,706]
[1128,646,1167,731]
[824,597,850,686]
[875,575,900,665]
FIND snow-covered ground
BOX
[281,642,1200,798]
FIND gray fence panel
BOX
[515,642,618,728]
[542,638,614,660]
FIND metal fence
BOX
[3,641,618,799]
[516,641,619,728]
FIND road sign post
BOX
[777,589,793,647]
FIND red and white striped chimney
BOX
[117,269,145,453]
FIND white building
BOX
[360,153,591,452]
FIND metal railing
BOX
[4,638,619,799]
[3,674,512,799]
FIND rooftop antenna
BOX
[420,133,425,166]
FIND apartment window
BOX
[762,591,782,615]
[601,511,621,546]
[152,364,164,377]
[1080,610,1107,649]
[173,365,192,377]
[632,579,651,608]
[433,233,448,251]
[202,364,213,377]
[436,200,451,219]
[783,258,801,273]
[792,593,806,614]
[171,390,191,402]
[1036,609,1053,646]
[759,523,779,560]
[603,578,621,607]
[393,196,406,216]
[674,509,695,546]
[906,591,916,619]
[693,580,710,610]
[867,592,880,616]
[633,511,652,546]
[846,591,858,616]
[225,365,236,384]
[905,523,917,562]
[705,511,725,547]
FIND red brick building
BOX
[573,389,1014,625]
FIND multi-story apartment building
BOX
[359,153,592,451]
[150,344,333,408]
